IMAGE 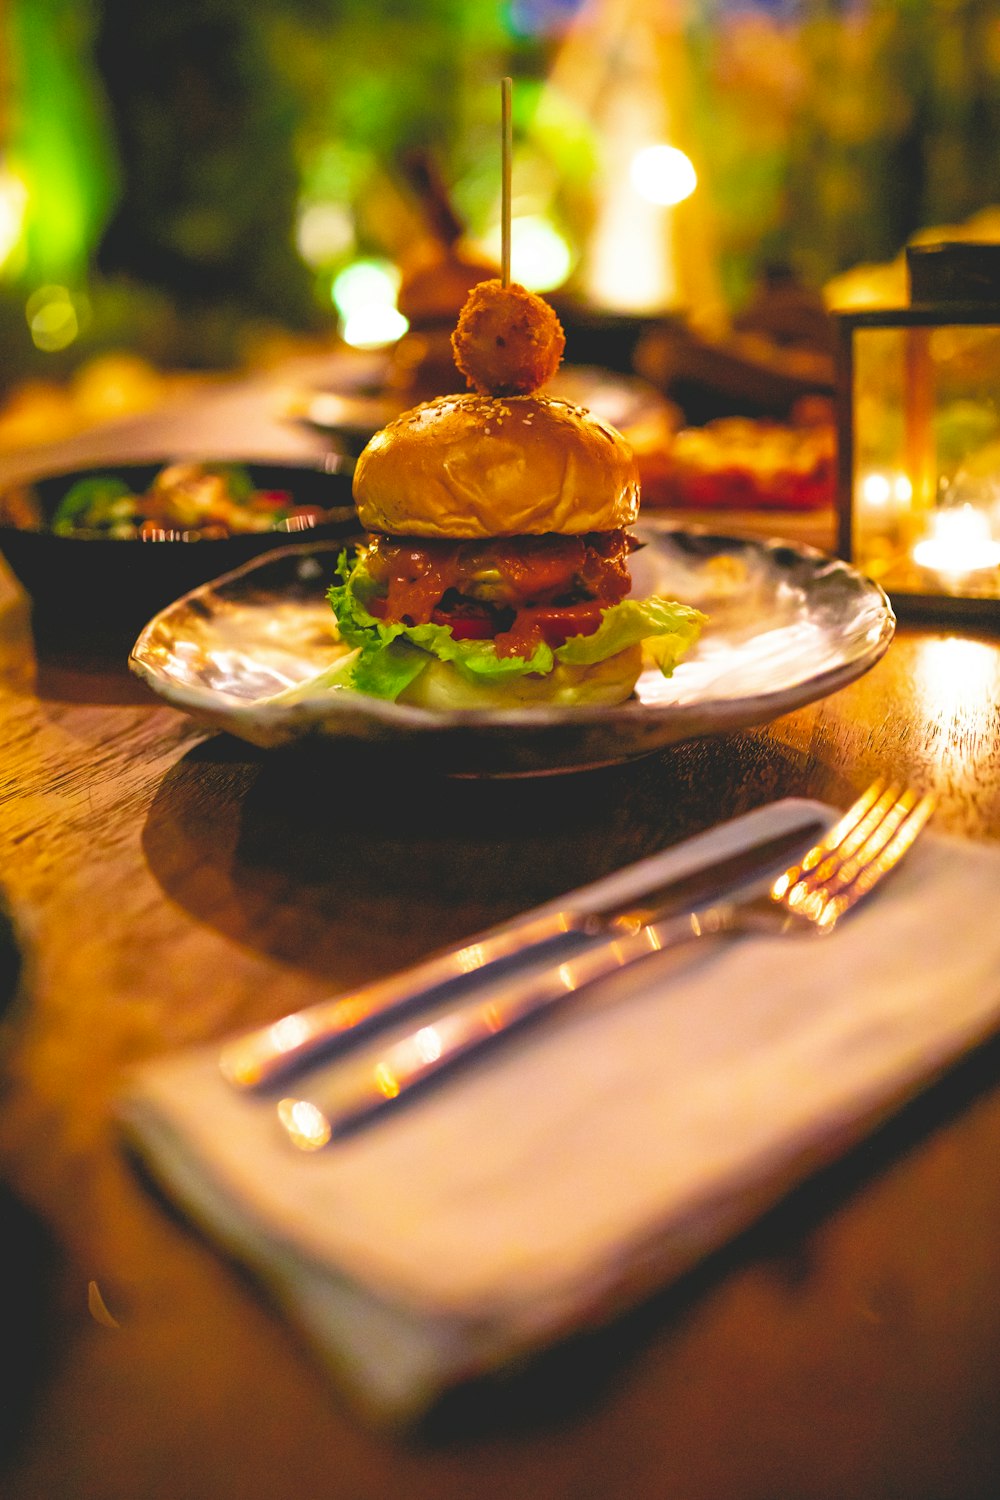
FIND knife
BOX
[220,809,826,1092]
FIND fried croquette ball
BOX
[451,279,565,396]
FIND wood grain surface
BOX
[2,546,1000,1500]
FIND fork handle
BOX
[279,904,739,1145]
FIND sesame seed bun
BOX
[352,393,640,539]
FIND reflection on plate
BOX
[130,524,894,776]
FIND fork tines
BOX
[774,779,936,929]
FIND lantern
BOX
[835,242,1000,620]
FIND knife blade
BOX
[221,809,826,1091]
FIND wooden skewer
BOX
[501,76,512,287]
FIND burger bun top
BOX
[352,393,639,538]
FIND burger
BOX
[324,281,704,710]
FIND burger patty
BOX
[363,529,637,657]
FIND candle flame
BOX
[912,504,1000,575]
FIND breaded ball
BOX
[451,279,565,396]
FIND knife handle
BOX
[219,908,587,1089]
[277,909,712,1147]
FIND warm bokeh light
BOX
[582,101,687,313]
[332,257,408,348]
[912,505,1000,575]
[480,214,573,292]
[861,472,891,507]
[331,257,399,317]
[341,304,408,349]
[629,144,697,206]
[296,200,354,268]
[0,167,29,272]
[860,471,912,510]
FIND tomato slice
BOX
[430,603,496,640]
[377,594,608,652]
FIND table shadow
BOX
[33,651,156,706]
[0,1181,63,1474]
[140,728,842,981]
[0,891,24,1025]
[0,589,156,706]
[0,906,63,1474]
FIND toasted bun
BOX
[352,393,639,539]
[398,644,644,710]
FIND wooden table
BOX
[2,525,1000,1499]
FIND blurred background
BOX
[1,0,998,466]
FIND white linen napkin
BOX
[116,798,1000,1424]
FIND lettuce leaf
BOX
[554,594,703,669]
[327,549,705,702]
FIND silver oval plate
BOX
[129,520,894,776]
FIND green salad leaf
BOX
[52,476,135,534]
[327,549,705,702]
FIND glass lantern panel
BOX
[852,322,1000,601]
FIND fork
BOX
[277,780,936,1149]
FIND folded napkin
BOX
[116,799,1000,1424]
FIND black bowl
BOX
[0,459,359,653]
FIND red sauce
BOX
[494,600,607,657]
[363,530,635,655]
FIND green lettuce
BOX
[326,550,704,703]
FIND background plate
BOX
[289,365,676,459]
[0,460,356,651]
[129,523,894,776]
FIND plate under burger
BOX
[128,521,893,776]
